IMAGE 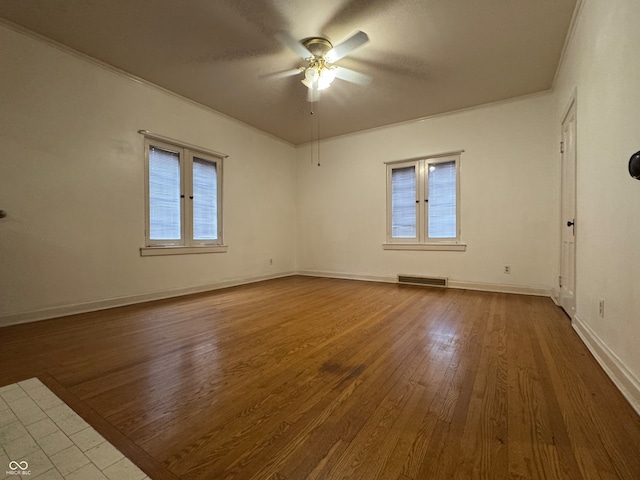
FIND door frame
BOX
[559,91,577,317]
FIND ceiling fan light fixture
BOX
[317,67,336,90]
[286,33,369,97]
[301,65,336,90]
[301,66,319,88]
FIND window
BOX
[143,138,225,254]
[385,153,464,250]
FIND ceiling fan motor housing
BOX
[302,37,333,59]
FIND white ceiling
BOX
[0,0,577,145]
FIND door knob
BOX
[0,210,6,219]
[567,220,574,227]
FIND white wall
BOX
[552,0,640,408]
[295,94,558,294]
[0,24,297,324]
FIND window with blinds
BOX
[192,158,218,241]
[391,166,417,239]
[387,154,460,244]
[149,146,182,241]
[145,139,223,247]
[427,160,456,239]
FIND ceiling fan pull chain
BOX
[310,107,315,165]
[316,100,320,166]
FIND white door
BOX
[560,100,577,317]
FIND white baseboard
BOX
[572,314,640,415]
[0,271,296,328]
[297,270,550,297]
[550,288,560,305]
[0,270,551,328]
[296,270,397,284]
[447,280,550,297]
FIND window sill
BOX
[383,243,467,252]
[140,245,228,256]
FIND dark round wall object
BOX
[630,151,640,179]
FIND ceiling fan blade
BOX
[275,32,312,59]
[260,68,303,80]
[326,31,369,62]
[334,66,372,86]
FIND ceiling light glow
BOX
[301,66,336,91]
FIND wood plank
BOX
[454,294,508,480]
[530,299,640,479]
[234,291,447,480]
[506,295,573,479]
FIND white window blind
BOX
[391,166,417,238]
[192,158,218,240]
[149,146,181,241]
[428,160,456,239]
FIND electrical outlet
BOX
[599,299,605,318]
[504,265,511,274]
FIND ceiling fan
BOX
[274,30,372,102]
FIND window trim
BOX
[385,151,463,247]
[143,137,225,251]
[140,245,228,256]
[382,242,466,251]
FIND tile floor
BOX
[0,378,150,479]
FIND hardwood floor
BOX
[1,276,639,479]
